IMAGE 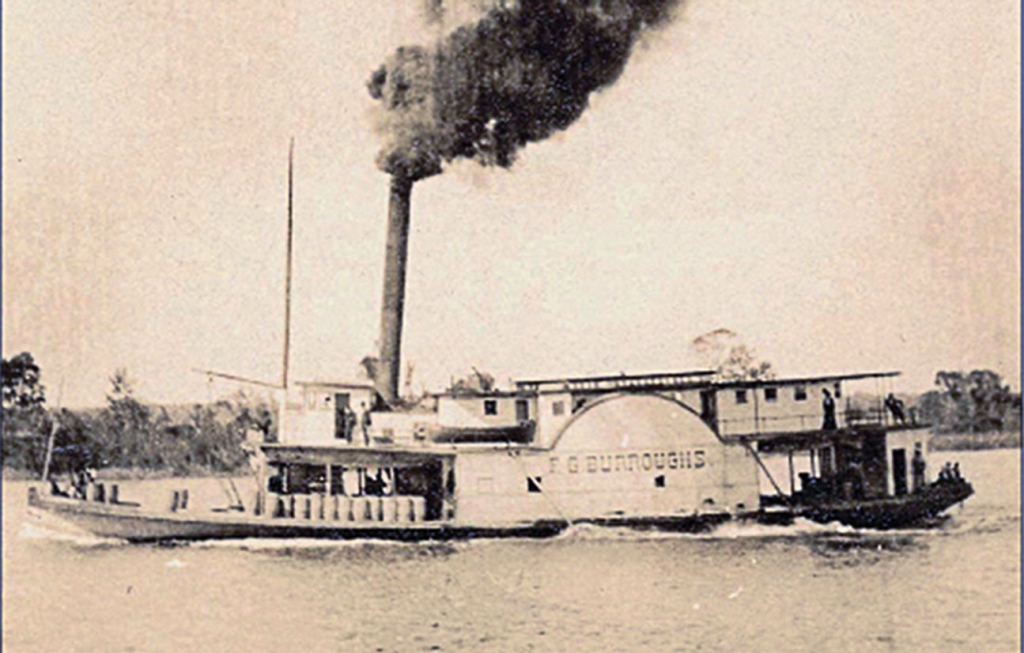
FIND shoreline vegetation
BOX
[3,354,1021,478]
[3,359,273,481]
[929,430,1022,452]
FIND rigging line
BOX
[216,476,245,510]
[740,438,794,508]
[503,436,573,529]
[190,368,283,390]
[40,377,66,483]
[227,477,244,508]
[217,477,234,507]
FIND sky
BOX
[3,0,1020,408]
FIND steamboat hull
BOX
[28,487,738,544]
[27,487,564,543]
[794,480,974,530]
[27,482,971,543]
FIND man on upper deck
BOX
[885,393,907,425]
[821,389,837,431]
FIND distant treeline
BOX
[930,431,1022,452]
[914,370,1021,435]
[3,353,1021,478]
[2,354,275,478]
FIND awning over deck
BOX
[514,369,715,393]
[260,443,455,467]
[721,423,928,454]
[712,371,900,390]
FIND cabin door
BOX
[334,393,351,441]
[515,399,530,422]
[891,448,908,496]
[699,390,717,430]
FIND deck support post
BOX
[255,455,267,517]
[788,451,795,495]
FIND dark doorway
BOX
[334,393,351,440]
[699,389,717,429]
[515,399,530,421]
[862,432,889,497]
[892,448,908,496]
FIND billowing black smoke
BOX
[368,0,684,181]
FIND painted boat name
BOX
[549,450,706,474]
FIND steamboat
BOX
[26,146,972,542]
[28,368,973,542]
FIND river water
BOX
[3,448,1019,652]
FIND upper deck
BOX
[702,372,908,438]
[276,369,916,449]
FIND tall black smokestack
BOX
[377,174,413,405]
[368,47,439,405]
[367,0,684,403]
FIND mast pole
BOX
[40,377,65,483]
[40,421,58,483]
[282,137,294,391]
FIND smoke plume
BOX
[368,0,684,181]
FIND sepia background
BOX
[3,0,1019,408]
[3,3,1019,653]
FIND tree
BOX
[95,369,168,468]
[1,352,49,473]
[918,370,1019,433]
[448,368,496,396]
[690,329,776,381]
[2,352,45,411]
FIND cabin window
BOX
[794,386,808,401]
[654,475,665,488]
[833,382,842,398]
[483,399,498,416]
[764,387,778,402]
[527,476,543,493]
[735,390,748,405]
[552,401,565,416]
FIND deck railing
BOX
[715,407,909,437]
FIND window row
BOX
[734,383,841,405]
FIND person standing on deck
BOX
[911,444,927,493]
[885,393,907,425]
[821,389,838,431]
[359,402,372,446]
[343,406,357,443]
